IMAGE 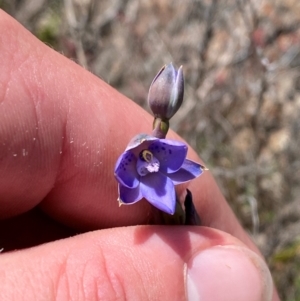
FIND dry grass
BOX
[2,0,300,299]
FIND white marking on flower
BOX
[146,162,159,173]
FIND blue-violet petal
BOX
[114,151,139,188]
[148,139,187,173]
[140,172,176,214]
[118,184,142,204]
[167,159,204,185]
[125,134,158,152]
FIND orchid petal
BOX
[140,172,176,214]
[114,151,139,188]
[168,159,204,185]
[125,134,158,152]
[118,184,142,204]
[148,139,187,173]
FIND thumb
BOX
[186,244,273,301]
[0,226,274,301]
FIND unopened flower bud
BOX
[148,63,184,120]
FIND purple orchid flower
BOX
[114,134,204,215]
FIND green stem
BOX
[152,117,169,138]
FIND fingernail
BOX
[186,245,273,301]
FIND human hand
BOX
[0,10,279,301]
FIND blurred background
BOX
[1,0,300,299]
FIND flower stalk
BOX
[152,118,169,139]
[114,63,206,225]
